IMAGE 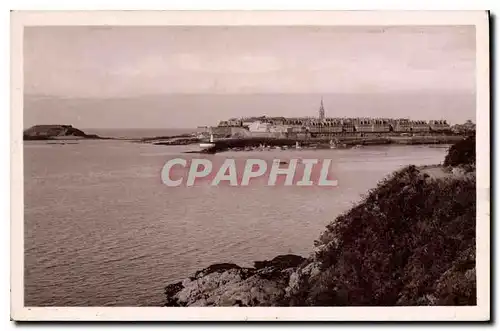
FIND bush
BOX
[290,164,476,306]
[443,135,476,167]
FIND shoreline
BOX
[22,134,463,155]
[186,135,463,153]
[22,125,470,148]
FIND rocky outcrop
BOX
[164,255,305,306]
[23,124,101,140]
[152,137,201,146]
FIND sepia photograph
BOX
[10,10,490,321]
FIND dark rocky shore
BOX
[164,255,306,306]
[193,135,464,153]
[164,136,477,306]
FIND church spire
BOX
[319,96,325,121]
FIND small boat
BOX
[199,134,216,149]
[329,139,338,149]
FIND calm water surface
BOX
[24,140,448,306]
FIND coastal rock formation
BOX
[23,125,101,140]
[152,137,201,146]
[164,255,306,307]
[138,133,201,145]
[164,136,477,306]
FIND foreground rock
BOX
[164,255,305,306]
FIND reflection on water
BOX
[24,140,448,306]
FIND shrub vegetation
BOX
[288,138,477,306]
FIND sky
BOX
[23,26,476,128]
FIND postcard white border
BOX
[10,10,490,321]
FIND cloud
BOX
[166,53,281,74]
[24,26,476,97]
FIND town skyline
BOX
[24,92,475,129]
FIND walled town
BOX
[203,99,474,139]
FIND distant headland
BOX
[23,125,105,140]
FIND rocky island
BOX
[164,136,477,306]
[23,125,103,140]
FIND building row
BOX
[206,99,458,138]
[216,116,452,135]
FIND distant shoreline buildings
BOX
[204,98,474,139]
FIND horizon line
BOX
[23,90,477,99]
